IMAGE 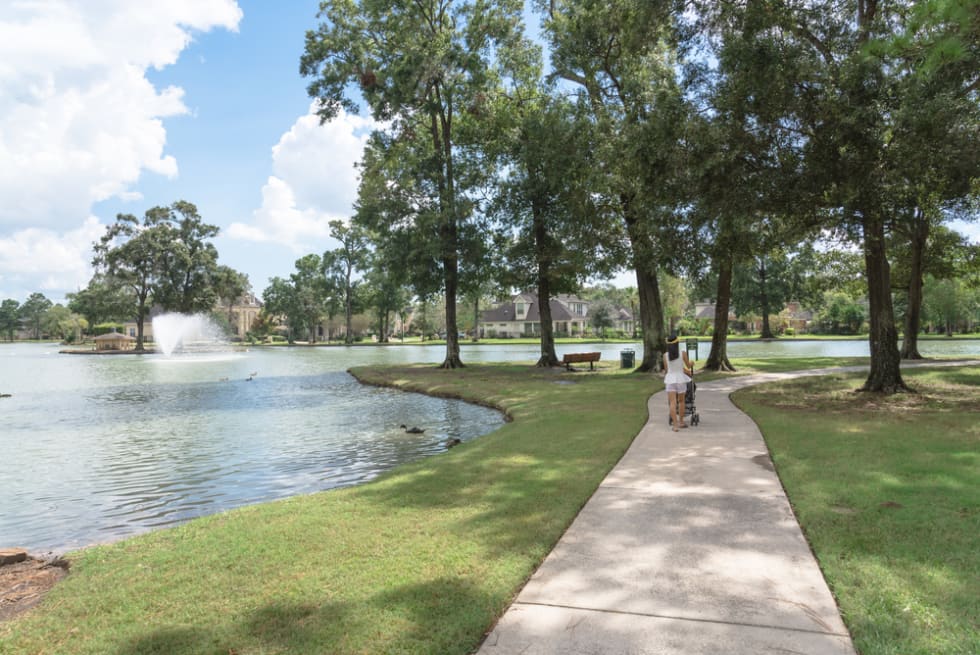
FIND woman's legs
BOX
[676,392,686,427]
[668,391,680,430]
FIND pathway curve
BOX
[477,360,977,655]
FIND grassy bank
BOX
[733,365,980,655]
[0,364,656,655]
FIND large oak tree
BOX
[539,0,695,372]
[701,0,978,392]
[93,201,221,351]
[301,0,535,368]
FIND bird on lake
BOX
[400,424,425,434]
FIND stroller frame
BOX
[667,375,700,427]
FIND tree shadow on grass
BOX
[111,579,494,655]
[112,626,219,655]
[367,577,498,654]
[112,601,355,655]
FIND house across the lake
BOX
[689,300,814,334]
[479,293,633,338]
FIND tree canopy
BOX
[92,201,223,351]
[302,0,538,368]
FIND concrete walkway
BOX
[477,370,861,655]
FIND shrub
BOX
[93,322,125,336]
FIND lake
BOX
[2,337,977,553]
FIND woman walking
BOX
[663,333,693,431]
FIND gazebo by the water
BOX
[94,332,136,351]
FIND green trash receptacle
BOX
[620,349,635,368]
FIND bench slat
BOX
[562,352,601,370]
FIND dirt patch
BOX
[0,556,69,623]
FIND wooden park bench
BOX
[562,352,602,371]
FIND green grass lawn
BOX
[733,365,980,655]
[694,356,870,379]
[3,359,977,654]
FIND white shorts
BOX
[666,382,688,393]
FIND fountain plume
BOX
[151,313,228,356]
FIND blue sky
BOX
[0,1,975,305]
[0,0,379,304]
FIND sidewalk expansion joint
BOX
[513,601,851,639]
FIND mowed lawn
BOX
[733,365,980,655]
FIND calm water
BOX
[2,338,977,553]
[1,343,508,554]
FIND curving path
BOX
[477,361,976,655]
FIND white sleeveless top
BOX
[663,352,691,386]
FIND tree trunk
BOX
[135,316,145,352]
[472,296,480,343]
[344,275,354,345]
[534,201,561,367]
[705,254,736,372]
[135,291,148,353]
[535,286,559,367]
[759,260,775,339]
[535,281,560,367]
[760,313,774,339]
[900,213,927,359]
[634,267,666,372]
[433,98,463,369]
[621,195,666,373]
[441,256,463,368]
[439,209,464,368]
[860,213,909,393]
[439,184,464,367]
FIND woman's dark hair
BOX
[667,333,680,360]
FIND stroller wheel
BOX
[693,414,700,426]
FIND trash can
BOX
[620,349,635,368]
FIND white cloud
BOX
[271,105,375,214]
[0,216,106,301]
[227,175,336,251]
[0,0,242,231]
[228,105,376,251]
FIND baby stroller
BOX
[668,374,700,427]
